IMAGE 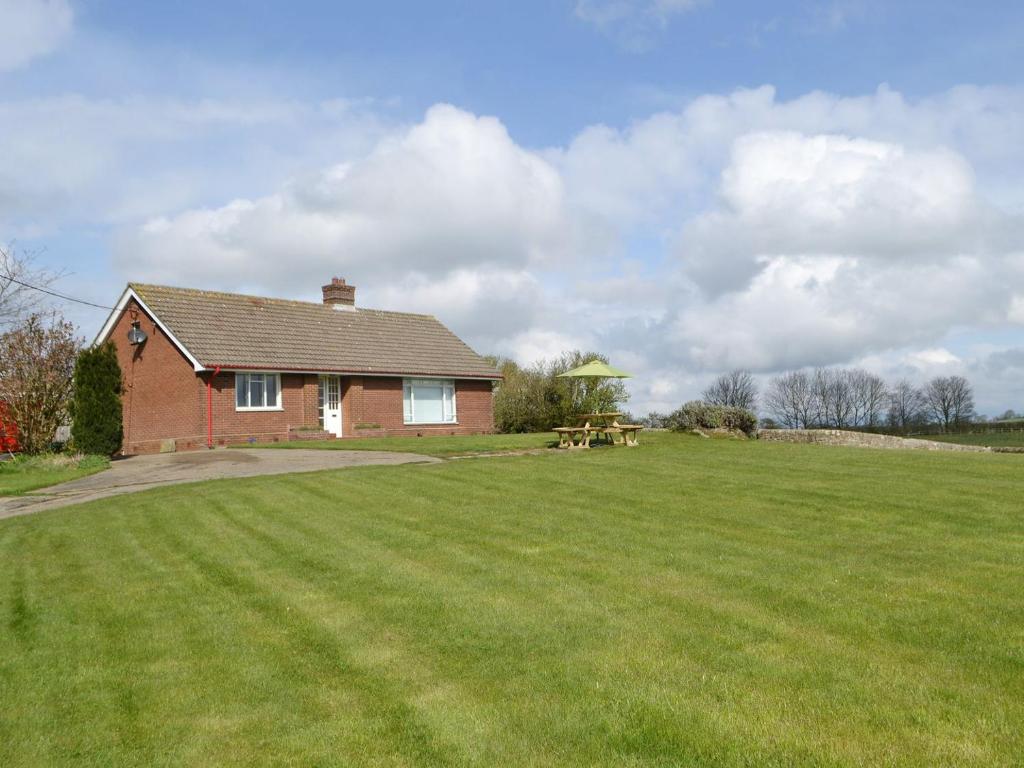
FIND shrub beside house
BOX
[71,342,124,456]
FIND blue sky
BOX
[2,0,1024,414]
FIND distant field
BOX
[923,430,1024,448]
[2,434,1022,766]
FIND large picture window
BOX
[235,373,281,410]
[403,379,456,424]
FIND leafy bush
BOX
[667,401,758,437]
[70,342,123,456]
[491,351,629,433]
[0,314,80,454]
[636,411,671,429]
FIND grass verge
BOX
[0,453,109,496]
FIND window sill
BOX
[403,421,459,426]
[236,406,285,412]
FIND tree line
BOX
[690,367,978,433]
[764,369,975,432]
[490,353,985,436]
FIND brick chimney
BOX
[322,277,356,307]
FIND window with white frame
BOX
[403,379,456,424]
[235,373,281,410]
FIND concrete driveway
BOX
[0,448,439,519]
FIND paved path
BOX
[0,448,439,519]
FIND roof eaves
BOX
[211,363,502,379]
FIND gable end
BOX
[94,286,206,372]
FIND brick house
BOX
[94,279,501,454]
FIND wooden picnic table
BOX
[553,412,643,449]
[575,412,622,428]
[576,413,622,446]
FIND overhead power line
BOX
[1,275,115,311]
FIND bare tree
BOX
[702,369,758,411]
[848,369,888,427]
[764,371,815,428]
[0,313,81,453]
[887,380,926,430]
[0,245,61,329]
[924,377,953,431]
[925,375,975,432]
[947,375,975,429]
[766,367,977,434]
[812,368,856,428]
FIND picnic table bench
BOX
[553,426,589,449]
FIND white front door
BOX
[320,376,342,437]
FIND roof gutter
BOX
[208,364,502,380]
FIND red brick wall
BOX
[113,299,205,454]
[302,375,320,425]
[345,377,494,437]
[110,300,494,452]
[205,371,310,447]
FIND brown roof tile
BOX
[130,283,501,379]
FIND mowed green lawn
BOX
[245,431,556,457]
[2,434,1022,766]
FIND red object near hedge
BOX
[0,401,18,452]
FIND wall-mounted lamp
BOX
[127,321,148,346]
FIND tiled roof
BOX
[129,283,501,379]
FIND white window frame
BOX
[235,372,283,411]
[403,378,457,425]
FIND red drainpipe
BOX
[207,366,222,449]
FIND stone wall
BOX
[757,429,991,452]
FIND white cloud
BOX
[116,104,569,302]
[720,133,973,241]
[906,348,961,369]
[502,329,590,367]
[661,254,1004,372]
[370,268,547,350]
[680,131,984,293]
[0,0,73,71]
